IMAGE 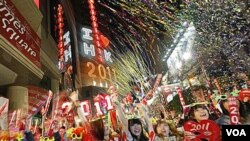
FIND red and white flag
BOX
[27,86,50,118]
[41,90,53,116]
[0,97,9,130]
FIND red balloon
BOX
[100,34,110,48]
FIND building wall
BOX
[0,0,60,114]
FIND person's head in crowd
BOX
[59,126,66,139]
[128,118,148,141]
[90,118,105,140]
[190,85,207,102]
[154,120,170,137]
[188,104,210,122]
[103,119,111,140]
[219,98,247,119]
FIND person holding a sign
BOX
[111,94,153,141]
[215,96,249,126]
[183,104,221,141]
[154,120,179,141]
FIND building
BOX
[0,0,60,120]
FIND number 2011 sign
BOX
[61,94,114,118]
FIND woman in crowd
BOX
[183,104,221,141]
[111,93,154,141]
[215,96,250,125]
[154,120,179,141]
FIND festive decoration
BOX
[238,89,250,101]
[41,91,53,116]
[57,4,65,71]
[88,0,104,63]
[94,94,114,116]
[184,120,221,141]
[229,96,240,125]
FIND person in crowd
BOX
[191,85,219,120]
[24,119,34,141]
[158,106,183,141]
[111,93,154,141]
[90,118,106,141]
[215,97,250,125]
[127,118,149,141]
[154,120,177,141]
[58,126,66,141]
[183,104,221,141]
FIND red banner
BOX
[229,96,240,125]
[0,97,9,131]
[27,86,49,118]
[0,0,41,67]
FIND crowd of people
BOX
[1,73,250,141]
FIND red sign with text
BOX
[0,0,41,67]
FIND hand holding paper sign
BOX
[0,101,7,117]
[0,97,9,131]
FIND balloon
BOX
[100,34,110,48]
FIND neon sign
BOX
[80,27,112,63]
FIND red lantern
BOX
[58,11,63,16]
[96,40,102,47]
[98,56,104,63]
[59,50,64,56]
[90,15,97,22]
[58,36,63,41]
[94,34,100,40]
[96,48,103,54]
[58,23,64,28]
[88,0,94,4]
[90,9,96,16]
[92,22,98,28]
[89,4,95,10]
[59,29,64,35]
[92,28,98,34]
[58,17,63,23]
[58,42,64,48]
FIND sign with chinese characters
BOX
[0,0,41,67]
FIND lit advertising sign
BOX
[78,26,116,86]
